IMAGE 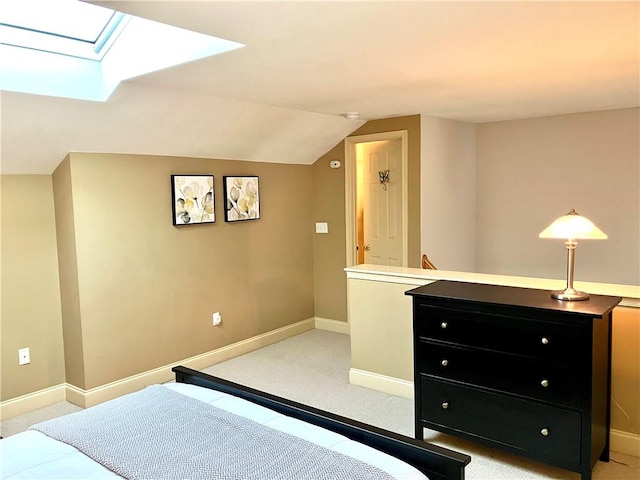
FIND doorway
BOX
[345,130,408,267]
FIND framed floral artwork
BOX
[223,176,260,222]
[171,175,215,225]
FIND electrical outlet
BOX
[212,312,222,326]
[18,347,30,365]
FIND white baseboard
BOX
[349,368,414,399]
[76,317,316,408]
[2,318,315,414]
[0,384,66,420]
[611,429,640,458]
[6,325,637,461]
[314,317,350,335]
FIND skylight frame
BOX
[0,1,128,61]
[0,0,245,102]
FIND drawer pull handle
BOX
[540,428,549,437]
[541,379,549,388]
[442,402,449,410]
[441,359,449,367]
[541,337,549,345]
[440,322,448,329]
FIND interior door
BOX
[362,139,403,266]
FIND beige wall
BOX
[52,157,85,389]
[312,115,422,323]
[53,153,315,390]
[476,108,640,285]
[313,143,348,322]
[349,279,414,380]
[1,175,65,401]
[611,306,640,435]
[421,116,477,271]
[5,116,421,398]
[4,108,637,408]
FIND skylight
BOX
[1,0,125,61]
[0,0,244,102]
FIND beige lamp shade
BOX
[539,209,607,240]
[538,209,607,301]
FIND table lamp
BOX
[539,209,607,301]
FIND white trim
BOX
[349,368,414,399]
[3,319,315,412]
[0,384,66,420]
[75,318,315,408]
[620,298,640,308]
[314,317,350,335]
[345,137,357,267]
[344,130,409,268]
[344,264,640,307]
[611,429,640,457]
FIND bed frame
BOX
[173,366,470,480]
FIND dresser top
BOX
[406,280,621,318]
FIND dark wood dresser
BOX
[406,280,621,480]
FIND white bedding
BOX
[1,383,427,480]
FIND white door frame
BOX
[344,130,409,267]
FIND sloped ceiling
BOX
[1,0,638,174]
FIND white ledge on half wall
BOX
[344,264,640,308]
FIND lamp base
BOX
[551,288,590,301]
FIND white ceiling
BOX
[2,0,638,174]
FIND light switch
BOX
[315,222,329,234]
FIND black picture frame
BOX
[223,176,260,222]
[171,174,215,226]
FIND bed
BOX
[1,366,470,480]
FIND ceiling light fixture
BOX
[341,112,360,120]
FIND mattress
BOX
[1,383,427,480]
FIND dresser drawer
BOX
[417,341,582,407]
[415,304,585,365]
[420,377,582,464]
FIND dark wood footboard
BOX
[173,366,470,480]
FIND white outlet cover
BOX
[212,312,222,326]
[18,347,30,365]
